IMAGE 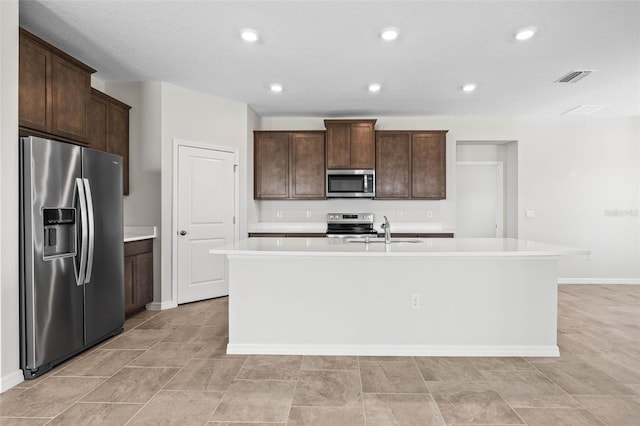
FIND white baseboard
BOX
[558,278,640,285]
[0,370,24,392]
[227,344,559,357]
[146,301,178,311]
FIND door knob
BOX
[179,230,188,236]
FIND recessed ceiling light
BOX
[515,26,537,41]
[241,29,259,42]
[462,83,477,92]
[270,83,283,93]
[380,27,399,41]
[368,83,382,92]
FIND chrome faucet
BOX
[381,216,391,244]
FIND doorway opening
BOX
[455,141,518,238]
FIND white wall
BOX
[102,81,163,304]
[259,116,639,281]
[0,0,22,391]
[159,83,249,307]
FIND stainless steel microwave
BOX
[326,169,375,198]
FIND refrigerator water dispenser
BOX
[42,208,76,259]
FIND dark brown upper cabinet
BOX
[89,89,131,195]
[19,28,95,144]
[254,131,326,200]
[375,130,447,200]
[325,119,376,169]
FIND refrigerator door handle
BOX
[75,178,88,286]
[83,178,95,284]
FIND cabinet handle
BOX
[179,230,188,236]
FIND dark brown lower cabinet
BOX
[124,239,153,316]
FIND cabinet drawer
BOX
[124,239,153,256]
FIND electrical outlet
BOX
[397,210,404,218]
[587,253,593,261]
[306,210,312,218]
[276,210,283,219]
[411,294,420,309]
[426,210,433,219]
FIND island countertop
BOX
[210,237,589,258]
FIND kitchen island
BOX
[211,238,588,357]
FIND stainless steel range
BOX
[326,213,378,238]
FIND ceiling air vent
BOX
[555,70,593,83]
[562,105,610,116]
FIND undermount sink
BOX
[346,237,423,244]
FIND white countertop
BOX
[248,222,454,234]
[124,226,157,243]
[211,237,589,258]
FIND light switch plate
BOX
[525,210,535,219]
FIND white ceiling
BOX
[19,0,640,117]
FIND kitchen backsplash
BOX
[257,199,444,224]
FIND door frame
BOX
[171,139,239,304]
[456,161,504,237]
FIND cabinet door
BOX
[350,123,375,169]
[124,255,136,314]
[254,133,290,199]
[134,252,154,307]
[107,103,130,195]
[51,55,90,143]
[290,132,325,199]
[19,35,51,132]
[411,132,446,199]
[88,94,108,151]
[326,124,351,169]
[376,133,410,199]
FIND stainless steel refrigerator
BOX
[20,136,125,379]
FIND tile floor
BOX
[1,284,638,425]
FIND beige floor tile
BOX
[123,317,147,332]
[191,336,230,359]
[236,355,302,381]
[208,423,284,426]
[468,357,534,371]
[287,406,365,425]
[53,349,143,377]
[0,387,26,402]
[162,324,228,343]
[360,360,427,393]
[128,342,204,368]
[292,370,361,406]
[481,369,580,408]
[135,314,195,330]
[364,393,446,426]
[128,390,223,425]
[0,377,104,418]
[0,418,51,425]
[210,380,295,423]
[359,356,411,362]
[127,309,160,321]
[300,355,358,370]
[414,357,484,382]
[164,358,246,391]
[575,396,640,426]
[577,353,640,384]
[47,402,142,425]
[101,329,172,350]
[532,359,636,396]
[81,366,179,403]
[429,381,523,425]
[514,407,605,425]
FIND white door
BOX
[177,145,236,304]
[456,162,503,237]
